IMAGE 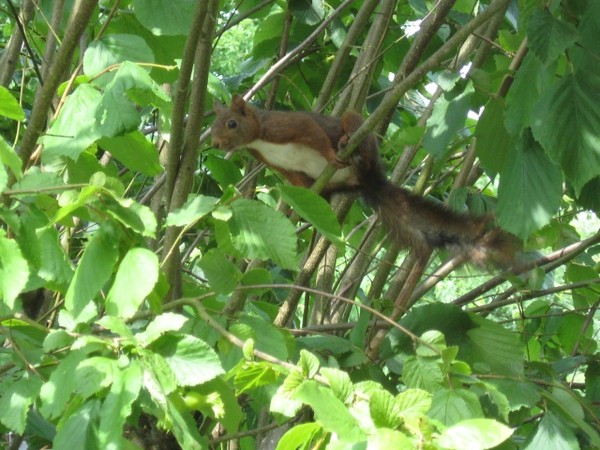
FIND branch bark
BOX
[17,0,99,169]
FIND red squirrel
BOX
[211,95,519,267]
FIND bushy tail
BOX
[359,178,521,268]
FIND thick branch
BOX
[17,0,99,168]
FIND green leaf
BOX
[232,315,291,361]
[232,361,281,394]
[95,62,152,136]
[240,267,273,295]
[103,195,157,238]
[524,410,579,450]
[53,185,99,224]
[367,428,414,450]
[531,70,600,194]
[138,312,190,346]
[0,136,23,180]
[289,0,324,25]
[133,0,197,36]
[417,330,447,356]
[370,389,402,429]
[53,400,101,450]
[97,316,136,343]
[297,335,353,355]
[485,379,540,412]
[396,389,432,417]
[11,167,65,196]
[276,422,323,450]
[558,313,587,355]
[467,315,524,377]
[105,247,159,318]
[98,131,163,176]
[203,153,243,188]
[40,351,86,419]
[478,382,511,422]
[228,199,299,270]
[294,380,366,442]
[271,378,304,417]
[395,303,473,353]
[64,223,120,322]
[194,377,243,433]
[0,162,6,193]
[391,125,426,146]
[167,194,219,226]
[0,377,43,433]
[83,34,154,82]
[253,12,285,56]
[140,351,178,398]
[423,82,474,159]
[437,418,514,450]
[35,225,75,288]
[299,350,320,379]
[402,356,444,391]
[41,84,103,161]
[151,334,224,386]
[98,362,143,449]
[527,9,579,63]
[545,387,600,448]
[0,230,29,310]
[497,129,562,239]
[242,338,255,360]
[504,52,552,135]
[75,356,119,399]
[475,98,514,175]
[44,329,75,352]
[197,249,243,294]
[428,388,483,426]
[165,393,209,449]
[0,86,25,120]
[279,185,344,248]
[320,367,353,403]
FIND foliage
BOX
[0,0,599,448]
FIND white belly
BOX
[248,139,353,184]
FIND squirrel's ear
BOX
[231,94,247,114]
[213,100,224,112]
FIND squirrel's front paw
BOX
[333,155,350,168]
[337,134,349,150]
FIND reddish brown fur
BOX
[211,95,521,268]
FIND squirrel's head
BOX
[211,94,260,151]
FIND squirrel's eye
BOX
[227,119,237,129]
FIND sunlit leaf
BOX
[0,377,43,434]
[0,229,29,310]
[98,362,143,449]
[294,380,366,441]
[64,223,120,322]
[105,248,159,319]
[437,418,513,450]
[41,84,103,161]
[151,334,224,386]
[0,86,25,120]
[276,423,323,450]
[98,131,163,176]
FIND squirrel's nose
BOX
[211,136,223,149]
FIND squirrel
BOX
[211,94,520,268]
